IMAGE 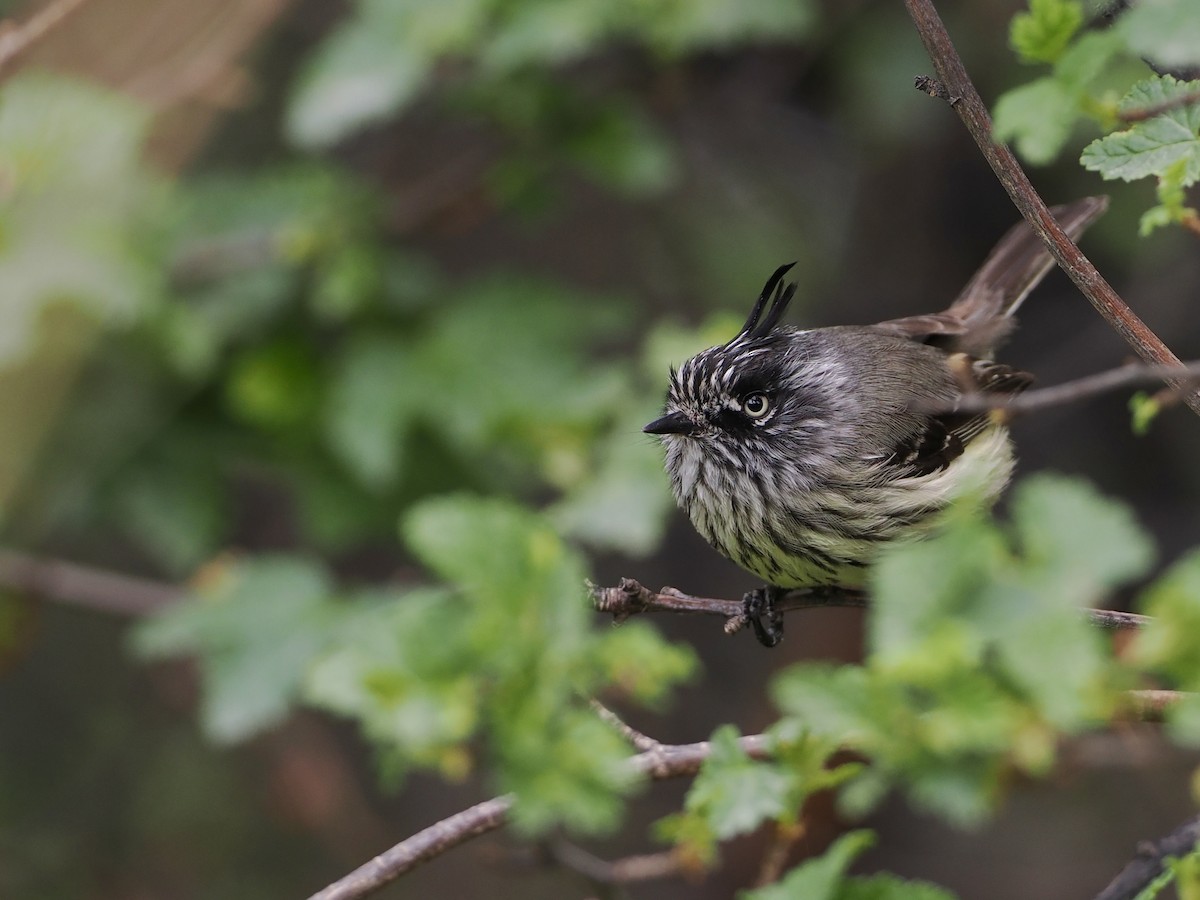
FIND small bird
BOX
[645,198,1107,647]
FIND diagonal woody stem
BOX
[903,0,1200,418]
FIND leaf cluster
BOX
[136,494,697,834]
[994,0,1200,233]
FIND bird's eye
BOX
[742,392,771,418]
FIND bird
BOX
[644,198,1107,648]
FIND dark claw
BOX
[743,586,784,648]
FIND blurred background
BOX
[1,0,1198,897]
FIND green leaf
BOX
[593,621,698,707]
[1132,549,1200,688]
[0,72,156,362]
[304,587,483,779]
[994,78,1078,165]
[1129,391,1164,433]
[838,872,959,900]
[1119,0,1200,70]
[286,4,433,149]
[868,513,1005,673]
[741,830,875,900]
[325,333,422,487]
[502,707,635,835]
[1009,473,1155,599]
[1010,0,1083,65]
[402,493,585,616]
[1081,76,1200,183]
[686,726,792,840]
[1140,156,1197,235]
[133,557,340,742]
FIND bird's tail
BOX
[875,196,1108,356]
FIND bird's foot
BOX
[743,586,785,648]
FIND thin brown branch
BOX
[1120,689,1187,723]
[591,578,1146,635]
[0,0,91,80]
[590,577,867,638]
[903,0,1200,419]
[1118,88,1200,124]
[1095,813,1200,900]
[590,699,663,753]
[544,838,684,886]
[0,549,181,616]
[925,361,1200,418]
[306,732,770,900]
[754,820,806,887]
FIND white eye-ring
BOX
[742,392,771,418]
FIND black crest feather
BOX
[736,262,797,342]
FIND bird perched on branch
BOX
[645,198,1107,647]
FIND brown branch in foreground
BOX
[903,0,1200,419]
[591,578,1149,635]
[0,549,181,616]
[0,0,91,80]
[306,733,770,900]
[1095,813,1200,900]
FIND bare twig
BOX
[307,796,514,900]
[590,699,663,753]
[544,838,683,886]
[0,549,180,616]
[306,732,771,900]
[1121,689,1186,723]
[592,578,1146,635]
[923,361,1200,418]
[0,0,91,80]
[591,577,867,638]
[1095,813,1200,900]
[754,820,806,887]
[903,0,1200,418]
[1118,88,1200,124]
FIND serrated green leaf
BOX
[502,707,636,835]
[994,77,1078,164]
[741,830,875,900]
[402,493,586,616]
[1081,76,1200,183]
[304,587,480,776]
[686,726,792,839]
[1010,0,1083,65]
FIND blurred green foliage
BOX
[4,0,1200,895]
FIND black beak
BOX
[643,411,697,435]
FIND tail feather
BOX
[875,196,1108,356]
